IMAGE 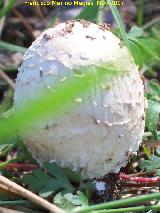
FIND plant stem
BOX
[138,0,144,26]
[72,192,160,212]
[97,0,105,24]
[94,205,160,213]
[119,173,160,183]
[0,162,37,171]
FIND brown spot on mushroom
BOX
[77,19,91,28]
[86,35,96,40]
[99,23,111,31]
[65,21,75,33]
[105,158,112,163]
[44,124,50,129]
[44,123,57,129]
[58,21,75,36]
[66,20,72,24]
[125,151,131,157]
[66,53,72,58]
[116,161,121,166]
[119,41,124,48]
[58,30,66,37]
[118,134,123,138]
[139,91,141,97]
[18,60,23,68]
[80,53,89,60]
[92,116,101,124]
[129,92,132,98]
[39,70,43,78]
[43,33,52,40]
[74,69,82,75]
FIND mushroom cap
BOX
[14,20,145,179]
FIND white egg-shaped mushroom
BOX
[14,20,145,179]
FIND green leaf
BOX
[139,156,160,176]
[0,90,13,115]
[127,26,144,39]
[129,40,143,67]
[54,191,88,210]
[129,37,160,67]
[145,81,160,140]
[146,81,160,102]
[146,100,160,135]
[23,162,73,198]
[64,168,81,184]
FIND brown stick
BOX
[0,69,15,89]
[0,183,19,195]
[142,140,160,148]
[0,207,24,213]
[0,175,65,213]
[13,9,36,40]
[31,0,45,20]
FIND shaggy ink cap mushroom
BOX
[14,20,145,179]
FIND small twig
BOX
[142,140,160,148]
[0,183,20,195]
[0,68,15,89]
[119,173,160,183]
[0,207,24,213]
[143,16,160,30]
[0,175,65,213]
[13,9,36,40]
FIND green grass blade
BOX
[72,192,160,212]
[0,200,31,205]
[137,0,144,26]
[0,0,16,17]
[107,0,130,51]
[96,0,105,24]
[95,205,160,213]
[0,41,27,53]
[0,65,127,141]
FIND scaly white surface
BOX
[14,20,145,179]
